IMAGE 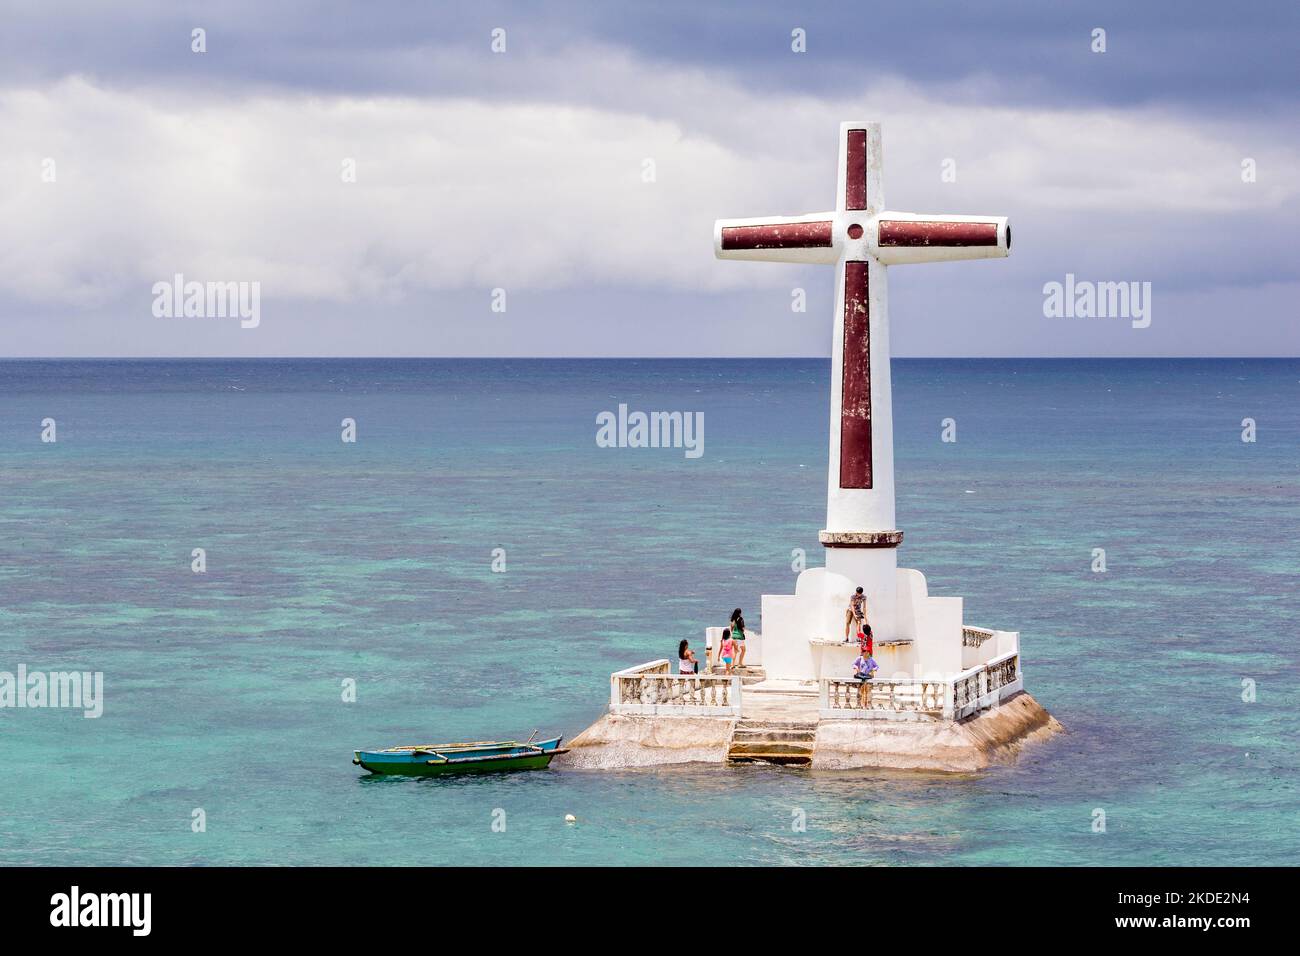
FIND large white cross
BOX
[714,122,1009,561]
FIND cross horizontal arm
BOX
[872,212,1010,265]
[714,213,840,265]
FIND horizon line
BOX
[0,355,1296,362]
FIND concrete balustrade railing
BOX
[820,651,1022,721]
[961,627,1019,669]
[610,660,742,717]
[821,677,947,716]
[951,651,1021,719]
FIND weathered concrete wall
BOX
[813,691,1062,772]
[557,692,1061,772]
[556,714,735,769]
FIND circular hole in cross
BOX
[847,223,864,239]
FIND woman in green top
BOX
[730,608,747,669]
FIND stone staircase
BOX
[726,719,817,766]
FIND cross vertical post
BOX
[714,122,1010,640]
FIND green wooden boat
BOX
[353,734,566,777]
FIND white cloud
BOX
[0,58,1296,314]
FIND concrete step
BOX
[728,741,814,757]
[731,729,816,744]
[727,749,813,767]
[735,720,818,732]
[745,680,817,696]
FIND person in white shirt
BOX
[678,639,699,675]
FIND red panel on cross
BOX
[840,261,872,489]
[720,221,834,250]
[878,220,998,247]
[844,129,867,210]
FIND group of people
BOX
[677,608,748,676]
[673,595,880,681]
[847,586,879,681]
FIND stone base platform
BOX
[814,692,1062,772]
[556,691,1062,773]
[558,715,736,769]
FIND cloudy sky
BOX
[2,0,1297,357]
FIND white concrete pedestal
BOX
[758,562,963,683]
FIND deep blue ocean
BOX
[1,358,1296,865]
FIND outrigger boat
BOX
[353,731,566,777]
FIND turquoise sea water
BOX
[1,358,1296,866]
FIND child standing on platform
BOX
[718,628,737,676]
[853,650,878,681]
